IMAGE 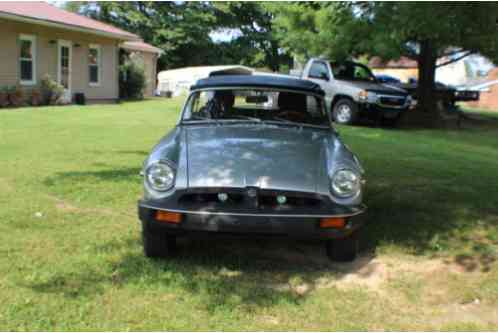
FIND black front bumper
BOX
[359,103,408,119]
[138,204,366,240]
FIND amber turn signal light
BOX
[155,210,182,224]
[319,217,346,229]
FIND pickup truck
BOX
[300,58,412,125]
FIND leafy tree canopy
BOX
[212,2,292,71]
[273,2,498,114]
[67,1,220,69]
[274,2,498,62]
[66,1,293,72]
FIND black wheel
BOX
[326,232,359,262]
[142,222,176,258]
[332,99,359,125]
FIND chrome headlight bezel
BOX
[331,168,362,199]
[145,160,176,192]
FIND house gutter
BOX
[0,11,140,41]
[120,44,164,55]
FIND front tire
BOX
[142,222,176,258]
[326,232,359,262]
[332,99,359,125]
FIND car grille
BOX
[378,95,406,107]
[178,188,323,210]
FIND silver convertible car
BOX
[138,75,366,261]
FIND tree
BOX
[66,2,219,70]
[273,2,498,123]
[212,2,293,72]
[64,2,295,72]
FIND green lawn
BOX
[1,99,497,330]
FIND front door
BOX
[307,60,335,112]
[58,41,72,102]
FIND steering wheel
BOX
[276,111,307,122]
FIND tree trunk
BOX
[402,39,445,128]
[268,40,280,72]
[416,39,437,113]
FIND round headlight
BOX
[331,169,361,198]
[146,161,175,191]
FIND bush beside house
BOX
[0,76,64,109]
[119,61,147,100]
[40,75,64,106]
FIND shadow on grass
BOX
[42,161,498,272]
[44,167,142,186]
[88,149,149,157]
[25,235,377,311]
[27,268,107,299]
[24,213,496,309]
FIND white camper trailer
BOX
[157,65,253,96]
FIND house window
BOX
[19,34,36,85]
[88,44,101,86]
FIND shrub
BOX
[119,61,146,100]
[0,87,9,108]
[40,75,64,105]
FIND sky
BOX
[209,29,241,43]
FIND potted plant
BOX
[31,88,42,106]
[8,86,25,107]
[6,86,16,107]
[0,86,9,108]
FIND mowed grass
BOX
[1,99,498,330]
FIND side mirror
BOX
[319,72,330,81]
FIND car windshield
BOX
[182,88,329,127]
[331,62,377,82]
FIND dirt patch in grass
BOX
[435,301,498,328]
[0,177,14,192]
[48,194,134,218]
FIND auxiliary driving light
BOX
[276,195,287,205]
[218,192,228,202]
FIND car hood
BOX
[337,79,408,96]
[185,124,332,193]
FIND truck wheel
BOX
[333,99,358,125]
[326,231,359,262]
[142,222,176,258]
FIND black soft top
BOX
[191,75,325,96]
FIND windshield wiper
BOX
[264,119,328,129]
[183,115,217,122]
[272,116,294,124]
[221,115,261,122]
[264,119,305,129]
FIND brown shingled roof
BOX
[0,1,138,40]
[121,41,163,55]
